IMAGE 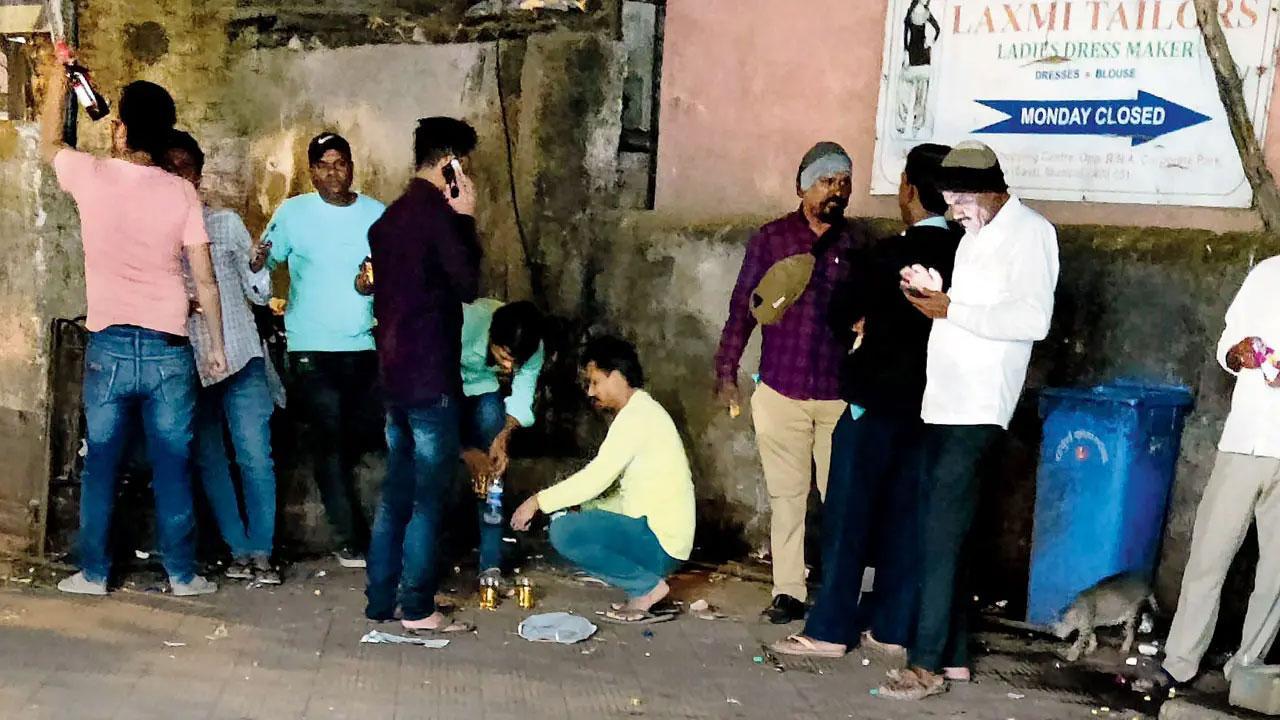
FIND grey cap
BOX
[936,140,1008,193]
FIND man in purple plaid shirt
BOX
[715,141,866,624]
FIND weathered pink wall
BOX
[655,0,1280,232]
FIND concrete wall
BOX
[0,121,80,553]
[655,0,1280,233]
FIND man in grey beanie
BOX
[715,141,866,624]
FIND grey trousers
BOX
[1163,451,1280,682]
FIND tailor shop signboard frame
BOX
[870,0,1280,207]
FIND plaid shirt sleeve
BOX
[714,227,772,387]
[189,210,267,386]
[210,211,271,305]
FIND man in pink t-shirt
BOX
[40,48,226,597]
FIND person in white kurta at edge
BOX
[1143,257,1280,692]
[880,141,1059,701]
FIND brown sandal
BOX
[878,669,947,701]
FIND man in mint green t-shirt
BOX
[259,132,385,569]
[460,299,545,584]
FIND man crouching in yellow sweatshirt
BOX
[511,336,696,624]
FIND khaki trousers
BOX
[1164,451,1280,682]
[751,382,847,601]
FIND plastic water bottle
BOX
[483,476,503,525]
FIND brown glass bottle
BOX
[66,62,109,121]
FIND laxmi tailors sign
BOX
[870,0,1280,207]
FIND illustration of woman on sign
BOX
[896,0,941,138]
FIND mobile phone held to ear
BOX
[443,158,462,199]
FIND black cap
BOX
[307,132,352,165]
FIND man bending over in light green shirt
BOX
[511,336,696,624]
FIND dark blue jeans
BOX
[804,410,923,647]
[289,350,379,551]
[462,392,507,572]
[366,397,461,621]
[194,358,276,561]
[549,510,681,598]
[79,325,200,584]
[909,424,1003,672]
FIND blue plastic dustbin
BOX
[1026,380,1193,626]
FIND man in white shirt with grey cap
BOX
[881,140,1059,701]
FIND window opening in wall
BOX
[619,0,663,210]
[0,35,38,122]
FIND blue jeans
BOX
[366,397,461,621]
[194,358,276,560]
[803,410,923,647]
[463,392,507,572]
[549,510,681,598]
[80,326,199,584]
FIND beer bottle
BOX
[66,61,109,121]
[55,42,109,121]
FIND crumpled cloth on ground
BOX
[518,612,598,644]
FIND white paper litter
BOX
[163,641,186,648]
[1007,692,1025,699]
[205,624,228,641]
[360,630,449,648]
[1139,613,1155,634]
[1125,657,1138,666]
[1138,643,1158,656]
[519,612,597,644]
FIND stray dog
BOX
[1051,572,1158,662]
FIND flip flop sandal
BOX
[598,608,678,625]
[769,634,847,658]
[405,620,475,635]
[610,601,678,613]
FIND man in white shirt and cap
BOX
[1153,259,1280,689]
[881,141,1059,701]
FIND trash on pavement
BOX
[517,612,597,644]
[163,641,186,648]
[689,598,727,620]
[1007,692,1025,699]
[359,629,449,648]
[1126,657,1139,666]
[1138,643,1158,656]
[205,624,228,641]
[1139,613,1155,634]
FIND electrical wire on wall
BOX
[494,38,541,300]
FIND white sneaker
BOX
[57,571,107,596]
[170,575,218,596]
[334,548,366,569]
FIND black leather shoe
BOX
[762,594,806,624]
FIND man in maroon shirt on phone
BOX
[364,117,481,633]
[715,141,865,624]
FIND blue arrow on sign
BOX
[972,91,1212,146]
